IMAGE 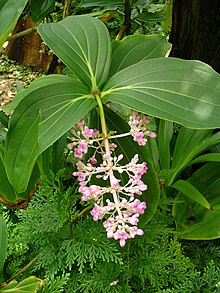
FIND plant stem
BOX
[62,0,72,19]
[70,205,93,224]
[7,253,42,282]
[7,27,37,41]
[96,96,123,218]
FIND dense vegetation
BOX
[0,1,220,292]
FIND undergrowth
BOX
[2,170,220,292]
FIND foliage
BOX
[1,15,219,209]
[81,0,172,36]
[0,5,220,292]
[163,260,220,292]
[1,171,199,292]
[0,215,7,277]
[147,119,220,239]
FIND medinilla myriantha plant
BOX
[1,16,220,242]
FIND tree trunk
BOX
[5,17,53,71]
[169,0,220,73]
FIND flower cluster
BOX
[129,111,156,145]
[68,112,155,247]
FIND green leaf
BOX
[103,57,220,129]
[173,162,220,240]
[81,0,124,7]
[0,135,40,205]
[110,34,170,77]
[5,111,40,193]
[190,153,220,165]
[0,215,7,276]
[172,180,211,210]
[0,128,6,142]
[38,16,111,91]
[0,143,18,202]
[30,0,55,22]
[137,11,169,22]
[168,128,220,185]
[157,120,173,171]
[4,75,96,193]
[36,146,52,176]
[104,106,160,225]
[0,276,43,292]
[0,111,8,127]
[0,0,28,47]
[51,133,67,173]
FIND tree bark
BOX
[5,17,53,71]
[169,0,220,73]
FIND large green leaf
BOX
[0,215,7,276]
[5,75,96,193]
[38,16,111,91]
[0,0,28,47]
[110,34,170,77]
[104,106,160,226]
[173,162,220,240]
[5,111,40,193]
[30,0,55,22]
[103,57,220,129]
[0,276,43,292]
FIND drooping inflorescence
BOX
[68,111,156,247]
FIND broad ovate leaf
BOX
[38,15,111,91]
[5,75,96,193]
[103,57,220,129]
[110,34,170,77]
[0,0,28,47]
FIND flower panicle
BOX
[69,111,155,247]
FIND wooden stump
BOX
[5,18,53,71]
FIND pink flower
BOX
[82,126,97,138]
[87,157,97,164]
[129,111,156,145]
[74,148,83,158]
[130,199,147,214]
[91,204,107,221]
[76,119,85,128]
[72,171,86,182]
[78,140,88,153]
